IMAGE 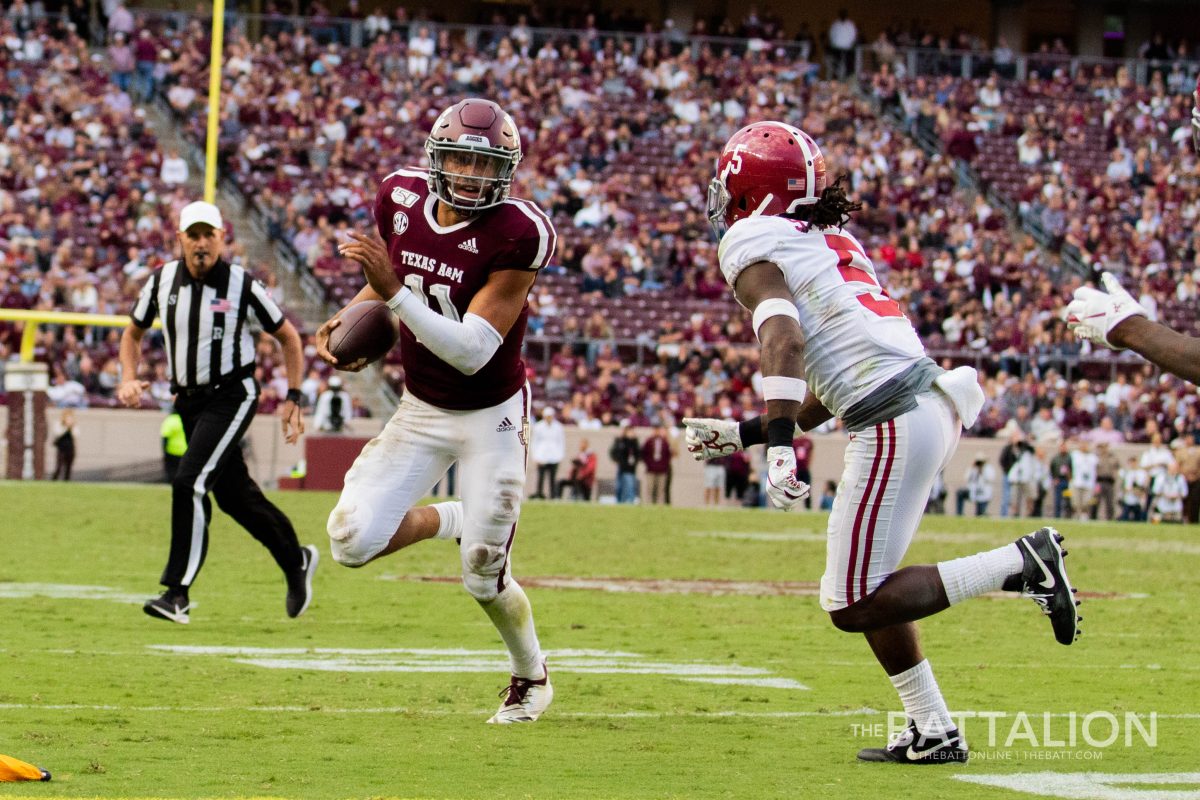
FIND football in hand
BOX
[326,300,400,368]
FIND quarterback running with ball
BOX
[684,122,1082,762]
[317,98,555,723]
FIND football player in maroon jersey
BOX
[318,98,556,723]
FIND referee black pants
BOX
[163,377,303,590]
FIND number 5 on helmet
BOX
[707,121,826,241]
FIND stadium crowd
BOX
[2,7,1200,486]
[151,13,1200,440]
[0,14,362,413]
[947,415,1200,524]
[875,60,1200,338]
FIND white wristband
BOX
[751,298,800,341]
[386,287,412,313]
[762,376,807,402]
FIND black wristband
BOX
[766,417,794,449]
[285,388,304,405]
[738,417,765,448]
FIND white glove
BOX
[1064,271,1147,350]
[765,445,811,511]
[683,417,743,461]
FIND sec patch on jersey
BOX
[328,300,400,368]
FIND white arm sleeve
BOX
[388,287,503,375]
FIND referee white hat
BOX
[179,201,223,232]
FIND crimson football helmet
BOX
[425,98,522,213]
[707,121,827,239]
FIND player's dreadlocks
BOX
[784,175,861,230]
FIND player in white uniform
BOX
[684,122,1082,763]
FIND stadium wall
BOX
[0,407,1159,511]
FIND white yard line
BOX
[143,645,810,689]
[680,677,811,690]
[148,646,643,658]
[23,647,1182,674]
[0,702,875,719]
[819,659,1174,670]
[0,582,146,604]
[956,772,1200,800]
[3,703,1198,723]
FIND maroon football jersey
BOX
[373,167,556,410]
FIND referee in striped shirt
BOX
[118,200,318,624]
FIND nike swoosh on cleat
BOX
[1021,538,1056,589]
[906,740,957,760]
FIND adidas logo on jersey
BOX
[458,237,479,254]
[496,417,516,432]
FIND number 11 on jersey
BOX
[404,274,461,321]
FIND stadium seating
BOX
[2,11,1197,444]
[0,16,340,409]
[157,27,1041,394]
[885,66,1200,339]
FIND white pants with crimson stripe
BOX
[819,391,961,612]
[327,384,530,602]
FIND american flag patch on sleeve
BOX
[209,298,232,313]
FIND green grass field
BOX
[1,481,1197,800]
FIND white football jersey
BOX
[717,215,926,419]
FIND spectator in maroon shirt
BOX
[562,439,598,501]
[724,450,751,502]
[108,32,134,94]
[640,425,675,504]
[311,241,341,277]
[694,266,727,300]
[134,30,159,102]
[1060,394,1095,437]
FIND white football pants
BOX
[819,390,961,611]
[327,384,530,602]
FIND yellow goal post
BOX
[0,2,220,363]
[204,0,227,203]
[0,309,161,364]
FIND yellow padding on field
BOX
[0,752,48,781]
